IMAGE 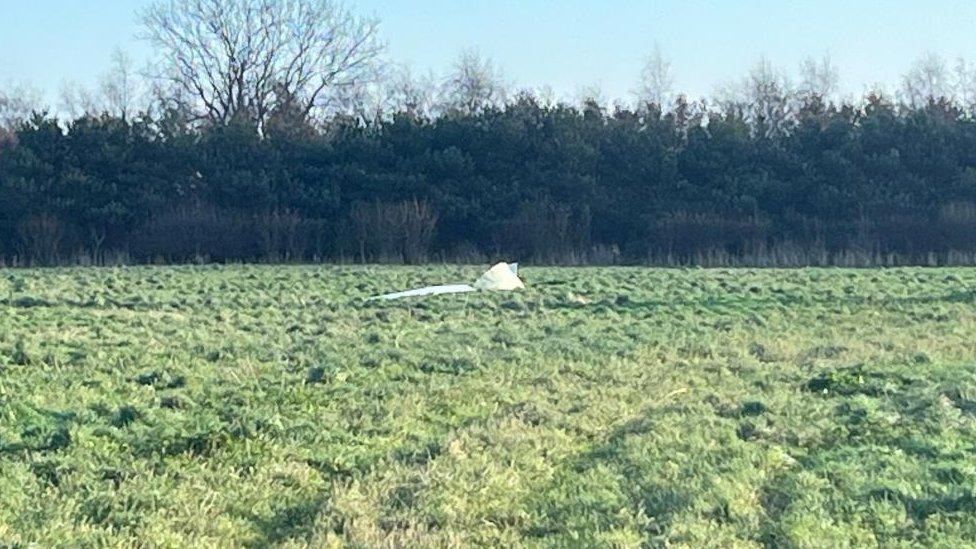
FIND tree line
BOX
[1,0,975,266]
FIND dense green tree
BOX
[2,91,976,265]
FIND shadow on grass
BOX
[247,495,332,547]
[0,406,75,456]
[868,488,976,521]
[1,296,150,311]
[522,402,695,542]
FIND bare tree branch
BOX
[441,49,507,115]
[0,81,41,136]
[902,52,951,107]
[100,48,143,119]
[798,53,839,101]
[633,45,674,111]
[140,0,383,130]
[714,57,798,139]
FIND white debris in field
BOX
[371,262,523,301]
[473,262,524,291]
[373,284,476,301]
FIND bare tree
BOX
[383,64,439,119]
[535,84,557,108]
[798,54,839,100]
[901,52,951,107]
[634,44,673,110]
[0,81,40,132]
[350,199,437,263]
[310,62,443,125]
[441,49,507,115]
[575,83,608,110]
[100,48,141,119]
[59,48,143,120]
[716,57,797,139]
[318,78,382,125]
[953,57,976,109]
[748,58,796,135]
[141,0,384,129]
[58,80,100,119]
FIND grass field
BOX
[1,265,975,547]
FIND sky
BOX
[4,0,976,108]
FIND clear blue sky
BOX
[4,0,976,106]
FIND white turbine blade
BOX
[371,284,476,301]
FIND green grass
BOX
[1,265,975,547]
